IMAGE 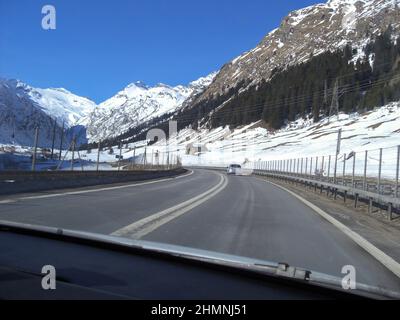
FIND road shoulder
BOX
[256,176,400,267]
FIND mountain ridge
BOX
[0,72,218,146]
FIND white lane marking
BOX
[0,200,16,204]
[259,178,400,279]
[111,173,228,239]
[0,170,194,203]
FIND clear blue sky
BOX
[0,0,322,103]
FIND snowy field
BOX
[1,101,399,181]
[147,101,400,180]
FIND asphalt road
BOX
[0,169,399,292]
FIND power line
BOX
[171,73,400,124]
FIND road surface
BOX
[0,169,399,292]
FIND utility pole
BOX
[132,147,136,169]
[118,141,122,171]
[96,141,101,172]
[334,129,342,184]
[143,147,147,167]
[58,120,65,161]
[31,127,39,172]
[70,136,76,171]
[50,118,57,159]
[167,149,170,169]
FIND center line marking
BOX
[111,173,228,239]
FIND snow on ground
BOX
[145,101,400,180]
[1,101,400,179]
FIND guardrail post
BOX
[396,146,399,198]
[378,148,383,195]
[368,198,373,214]
[388,203,393,221]
[354,193,359,208]
[363,150,368,191]
[334,152,338,184]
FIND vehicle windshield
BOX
[0,0,400,301]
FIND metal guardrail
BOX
[254,170,399,220]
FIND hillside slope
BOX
[193,0,400,105]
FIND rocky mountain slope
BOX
[191,0,400,106]
[0,79,96,147]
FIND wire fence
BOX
[249,145,400,198]
[0,143,182,172]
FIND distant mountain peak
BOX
[126,81,148,90]
[85,72,217,142]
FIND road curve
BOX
[0,169,399,292]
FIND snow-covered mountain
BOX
[0,79,96,147]
[0,72,217,146]
[85,72,217,142]
[0,79,96,127]
[193,0,400,105]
